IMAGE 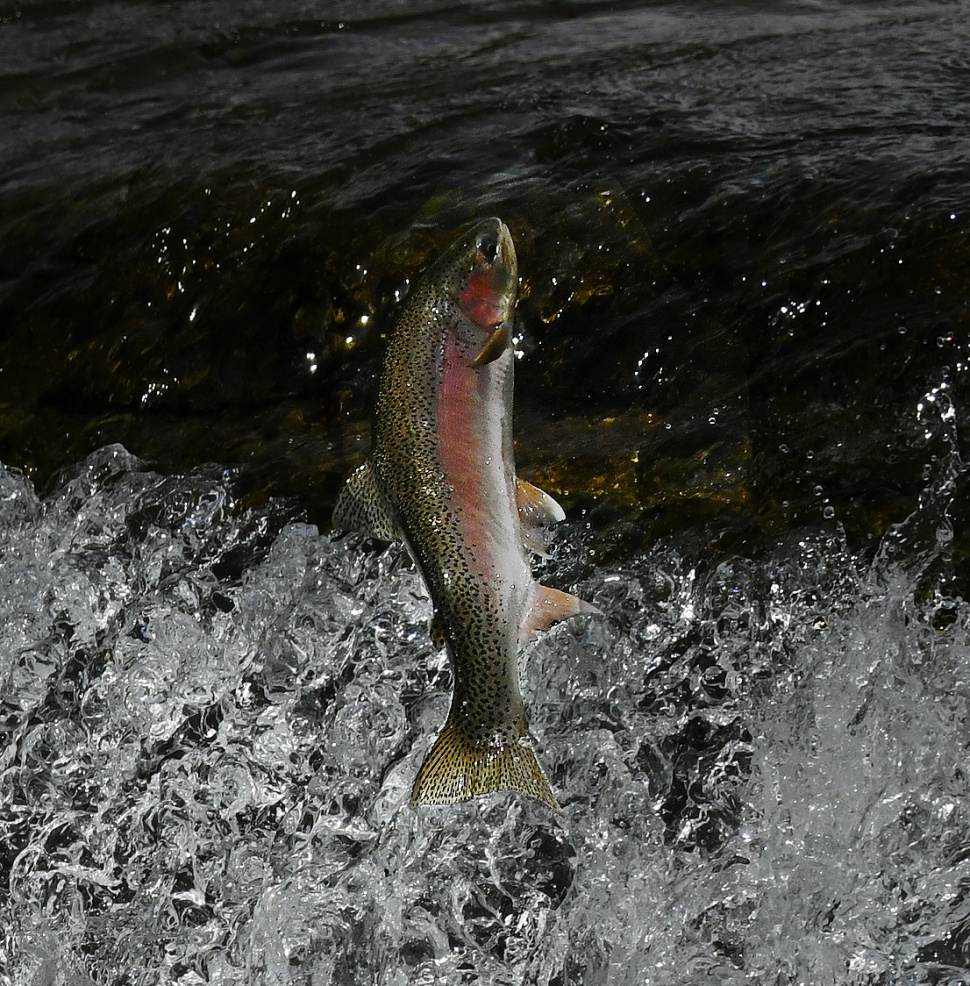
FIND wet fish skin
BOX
[334,218,599,811]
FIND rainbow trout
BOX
[334,218,599,811]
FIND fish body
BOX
[334,218,598,811]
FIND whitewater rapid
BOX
[1,433,967,985]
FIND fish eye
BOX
[477,233,499,264]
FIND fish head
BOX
[436,218,518,368]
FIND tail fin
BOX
[411,714,561,812]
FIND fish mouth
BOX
[460,219,518,366]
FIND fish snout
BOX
[459,221,518,367]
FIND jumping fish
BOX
[333,218,599,811]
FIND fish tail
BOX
[411,714,561,812]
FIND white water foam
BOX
[0,436,967,985]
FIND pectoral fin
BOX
[470,324,510,368]
[516,479,566,556]
[519,582,603,644]
[332,461,401,541]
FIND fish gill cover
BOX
[0,391,967,986]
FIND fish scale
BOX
[334,218,600,811]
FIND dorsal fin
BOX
[332,461,400,541]
[515,479,566,556]
[519,582,603,644]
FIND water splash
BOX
[1,441,968,985]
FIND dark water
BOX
[3,0,967,551]
[1,2,969,983]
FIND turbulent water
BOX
[1,426,967,985]
[2,0,970,984]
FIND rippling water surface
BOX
[1,1,969,983]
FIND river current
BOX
[1,1,969,984]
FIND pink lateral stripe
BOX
[437,332,495,580]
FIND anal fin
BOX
[520,582,603,644]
